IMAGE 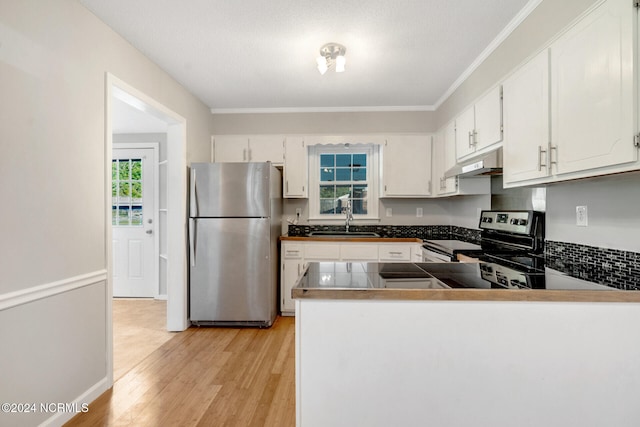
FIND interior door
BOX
[112,148,157,297]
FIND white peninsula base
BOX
[295,299,640,427]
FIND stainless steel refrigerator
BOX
[189,162,282,327]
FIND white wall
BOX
[0,1,212,425]
[212,111,436,135]
[436,0,600,126]
[546,172,640,252]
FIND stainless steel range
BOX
[422,210,547,288]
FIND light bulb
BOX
[316,56,328,75]
[335,55,346,72]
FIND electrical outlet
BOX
[386,208,393,217]
[576,206,588,226]
[295,208,302,218]
[416,208,423,218]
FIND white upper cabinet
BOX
[248,136,284,164]
[213,135,284,164]
[455,85,503,161]
[502,0,638,188]
[213,135,248,162]
[503,49,550,185]
[382,135,432,197]
[283,136,308,198]
[433,123,458,195]
[550,0,636,175]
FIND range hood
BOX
[444,148,503,178]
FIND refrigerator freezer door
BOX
[189,218,274,324]
[190,162,270,218]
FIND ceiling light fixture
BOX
[316,43,346,75]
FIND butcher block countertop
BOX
[292,262,640,303]
[280,236,423,243]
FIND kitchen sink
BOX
[308,231,381,238]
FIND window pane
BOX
[336,154,351,167]
[119,182,130,198]
[118,206,130,226]
[353,185,368,198]
[320,154,335,168]
[320,167,335,182]
[335,168,351,181]
[320,199,339,214]
[353,185,368,214]
[352,154,366,168]
[352,199,367,214]
[320,185,335,199]
[112,207,117,225]
[352,167,367,181]
[131,182,142,201]
[112,160,118,180]
[131,159,142,180]
[131,206,143,226]
[119,160,130,180]
[336,186,351,198]
[112,182,117,197]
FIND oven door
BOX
[422,247,455,262]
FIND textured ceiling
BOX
[81,0,535,113]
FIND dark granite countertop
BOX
[292,262,640,303]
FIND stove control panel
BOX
[479,211,531,234]
[479,262,529,289]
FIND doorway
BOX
[106,74,188,386]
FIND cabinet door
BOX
[249,136,284,164]
[474,85,503,150]
[281,258,302,314]
[550,0,636,175]
[283,137,308,198]
[503,50,550,184]
[382,135,432,197]
[455,105,476,160]
[441,121,459,194]
[214,136,248,162]
[340,244,379,261]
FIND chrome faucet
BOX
[344,200,353,233]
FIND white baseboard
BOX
[0,270,108,311]
[39,376,110,427]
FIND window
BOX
[309,144,379,220]
[112,158,143,226]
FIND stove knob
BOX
[519,219,528,226]
[485,217,492,223]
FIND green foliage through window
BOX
[112,158,143,226]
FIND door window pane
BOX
[112,158,144,226]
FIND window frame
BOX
[308,143,380,221]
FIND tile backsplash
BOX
[545,241,640,290]
[286,224,481,242]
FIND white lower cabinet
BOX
[280,240,422,315]
[378,245,411,262]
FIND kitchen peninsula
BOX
[293,262,640,427]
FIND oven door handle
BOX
[422,248,454,262]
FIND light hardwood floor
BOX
[65,310,296,426]
[112,298,174,381]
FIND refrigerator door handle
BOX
[189,219,196,267]
[190,169,198,217]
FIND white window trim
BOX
[308,143,380,222]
